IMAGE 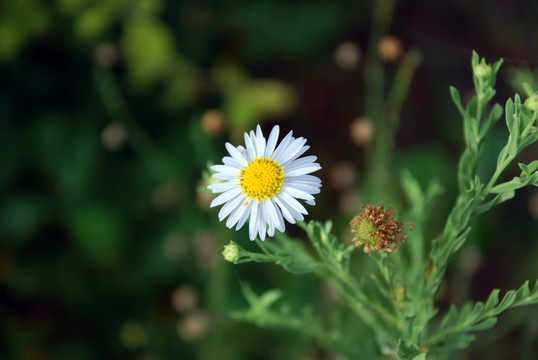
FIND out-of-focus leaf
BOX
[121,16,177,90]
[74,4,115,41]
[66,204,126,263]
[32,116,100,203]
[0,195,50,246]
[0,0,50,61]
[225,80,296,128]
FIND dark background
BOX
[1,0,538,359]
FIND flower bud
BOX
[473,60,491,80]
[222,241,239,263]
[525,94,538,111]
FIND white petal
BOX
[285,183,321,194]
[283,145,310,166]
[273,196,296,224]
[210,164,240,176]
[222,156,243,168]
[210,187,241,207]
[212,172,237,181]
[277,137,307,165]
[267,200,285,233]
[255,125,266,157]
[284,155,318,172]
[277,200,304,222]
[207,181,237,193]
[244,131,256,158]
[236,201,252,230]
[278,191,308,215]
[249,201,260,240]
[265,125,279,158]
[262,201,275,235]
[304,199,316,206]
[289,174,321,184]
[271,130,294,161]
[225,143,248,166]
[257,202,266,241]
[285,165,321,177]
[218,193,244,221]
[283,179,321,193]
[282,186,315,202]
[226,197,249,228]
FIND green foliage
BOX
[226,52,538,360]
[3,0,538,359]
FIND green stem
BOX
[363,0,397,203]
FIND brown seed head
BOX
[349,203,414,253]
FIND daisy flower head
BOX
[208,125,322,241]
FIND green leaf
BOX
[450,86,465,116]
[397,339,423,360]
[522,82,535,96]
[479,103,503,140]
[473,191,515,215]
[467,317,497,331]
[401,169,424,210]
[490,171,538,193]
[505,98,515,132]
[471,50,480,68]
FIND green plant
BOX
[215,52,538,359]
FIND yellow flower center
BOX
[239,156,285,203]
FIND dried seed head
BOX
[349,203,414,253]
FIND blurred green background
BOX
[1,0,538,359]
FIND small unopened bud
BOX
[473,60,491,80]
[525,95,538,111]
[222,241,239,263]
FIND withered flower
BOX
[350,203,414,253]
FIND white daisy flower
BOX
[208,125,322,241]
